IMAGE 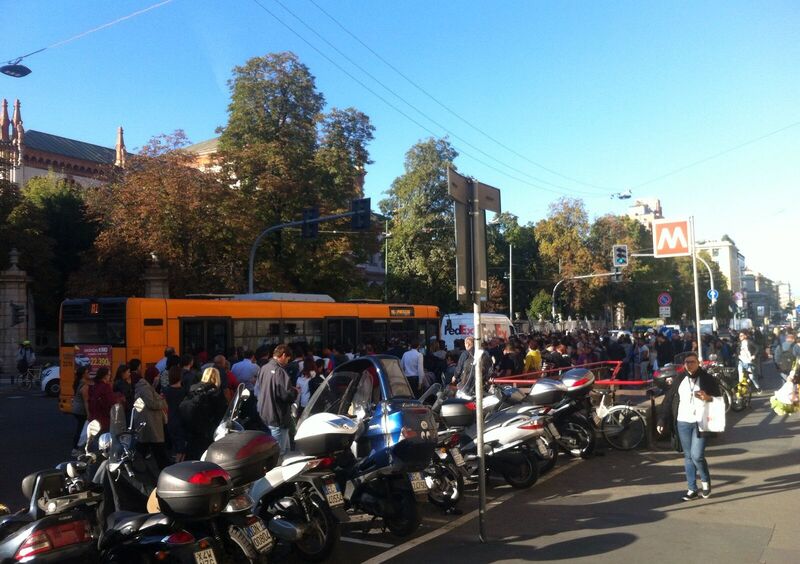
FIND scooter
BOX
[0,421,104,563]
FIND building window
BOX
[711,248,719,257]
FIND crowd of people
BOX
[65,323,800,469]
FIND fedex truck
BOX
[440,312,515,351]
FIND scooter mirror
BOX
[98,432,112,455]
[241,388,251,400]
[86,420,101,440]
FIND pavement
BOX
[1,363,798,563]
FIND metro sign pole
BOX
[652,217,703,361]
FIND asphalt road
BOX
[2,363,797,563]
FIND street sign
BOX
[795,304,800,315]
[657,292,672,306]
[707,288,719,301]
[449,168,491,303]
[659,306,671,317]
[653,218,691,258]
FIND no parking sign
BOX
[657,292,672,307]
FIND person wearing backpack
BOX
[775,332,800,381]
[180,367,228,460]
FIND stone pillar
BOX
[1,248,33,379]
[143,257,169,298]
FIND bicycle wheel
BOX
[602,406,646,450]
[719,384,732,413]
[19,376,32,390]
[731,381,749,412]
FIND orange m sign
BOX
[653,218,692,257]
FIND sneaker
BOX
[682,490,698,501]
[701,487,711,499]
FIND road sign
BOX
[796,304,800,315]
[653,218,691,258]
[657,292,672,306]
[707,289,719,301]
[659,306,671,317]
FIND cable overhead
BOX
[266,0,606,197]
[3,0,175,64]
[632,119,800,189]
[249,0,604,198]
[306,0,616,194]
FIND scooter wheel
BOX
[502,451,539,489]
[293,492,340,562]
[384,489,420,537]
[426,462,464,509]
[561,416,596,459]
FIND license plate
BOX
[450,448,465,467]
[324,480,344,508]
[194,548,217,564]
[547,422,561,439]
[409,472,427,494]
[246,520,273,553]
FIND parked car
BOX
[40,365,60,397]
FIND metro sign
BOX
[653,218,692,258]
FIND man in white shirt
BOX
[737,331,762,393]
[155,346,175,373]
[401,340,425,396]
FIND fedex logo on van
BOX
[443,319,475,336]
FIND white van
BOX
[440,313,515,351]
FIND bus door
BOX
[325,318,357,352]
[180,318,231,358]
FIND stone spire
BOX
[14,122,25,165]
[11,99,21,127]
[115,126,126,168]
[0,99,9,142]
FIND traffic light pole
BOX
[247,207,367,294]
[551,271,619,321]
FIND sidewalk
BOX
[377,364,799,564]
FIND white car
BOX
[40,365,60,397]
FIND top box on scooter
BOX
[561,368,596,396]
[157,461,232,520]
[529,378,568,405]
[204,431,279,487]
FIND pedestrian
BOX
[523,339,542,374]
[295,355,318,418]
[113,364,133,413]
[155,347,175,374]
[15,340,36,384]
[737,331,763,393]
[158,354,181,393]
[180,367,229,460]
[69,365,90,457]
[163,365,187,462]
[401,340,425,395]
[128,358,142,386]
[88,367,115,433]
[231,349,259,390]
[254,344,298,455]
[656,352,722,501]
[133,367,170,470]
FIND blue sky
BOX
[3,0,799,296]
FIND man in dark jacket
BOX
[254,344,297,454]
[656,352,722,501]
[654,333,674,371]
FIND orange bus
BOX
[58,295,440,413]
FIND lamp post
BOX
[384,216,390,303]
[508,243,513,320]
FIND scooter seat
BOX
[106,510,150,535]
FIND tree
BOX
[486,213,540,319]
[380,138,458,308]
[71,131,247,297]
[216,52,377,297]
[527,290,552,321]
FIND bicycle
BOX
[731,364,754,412]
[18,366,42,391]
[706,363,735,413]
[591,387,648,450]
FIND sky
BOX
[2,0,799,294]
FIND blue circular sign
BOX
[707,289,719,301]
[657,292,672,306]
[796,304,800,315]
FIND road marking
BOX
[361,460,580,564]
[5,396,24,400]
[341,536,394,548]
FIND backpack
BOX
[178,384,213,430]
[777,346,796,373]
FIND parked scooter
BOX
[0,421,104,563]
[213,384,343,562]
[295,356,437,537]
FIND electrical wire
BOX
[252,0,608,198]
[631,119,800,189]
[306,0,616,194]
[3,0,175,64]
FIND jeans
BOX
[676,420,710,491]
[269,426,290,455]
[738,360,761,391]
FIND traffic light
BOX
[351,197,371,230]
[612,244,629,268]
[10,302,25,326]
[301,207,319,238]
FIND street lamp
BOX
[0,59,32,78]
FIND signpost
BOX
[659,306,671,318]
[652,217,704,361]
[448,167,500,543]
[707,288,719,302]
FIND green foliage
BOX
[379,138,458,308]
[527,290,552,321]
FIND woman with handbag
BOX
[656,351,722,501]
[70,365,90,456]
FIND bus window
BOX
[233,319,281,351]
[359,319,387,350]
[62,320,125,346]
[326,318,357,352]
[180,319,231,356]
[282,319,322,347]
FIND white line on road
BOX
[341,536,395,548]
[361,460,581,564]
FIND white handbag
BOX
[700,397,726,433]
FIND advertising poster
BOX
[74,345,113,377]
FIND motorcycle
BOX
[0,421,103,563]
[295,355,437,537]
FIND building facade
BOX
[741,269,781,324]
[627,198,663,230]
[695,238,745,294]
[0,98,125,188]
